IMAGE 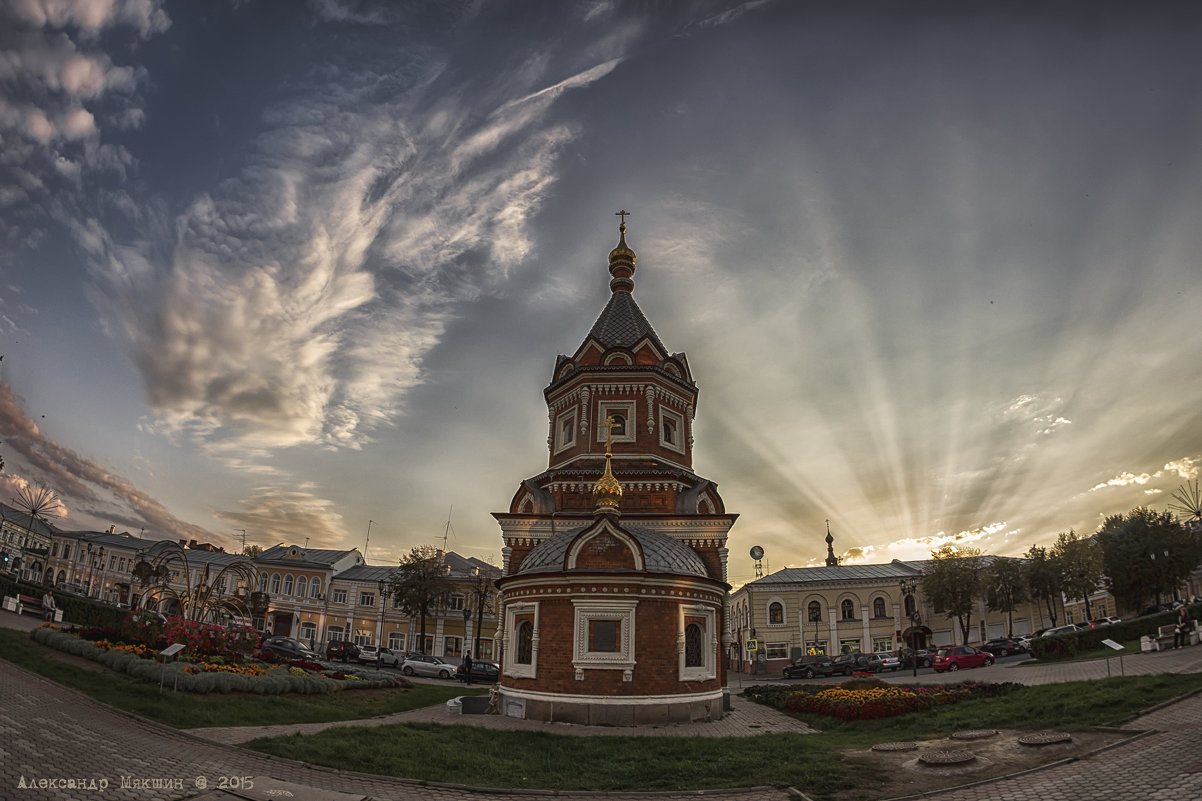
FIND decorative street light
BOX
[376,578,394,667]
[899,577,921,678]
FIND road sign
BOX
[745,639,758,652]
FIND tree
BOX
[1095,507,1201,612]
[1023,544,1061,627]
[390,545,455,654]
[984,556,1027,637]
[241,544,263,558]
[921,545,986,644]
[1052,530,1104,622]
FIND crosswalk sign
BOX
[745,639,758,652]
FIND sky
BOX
[1,0,1200,588]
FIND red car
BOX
[932,646,994,672]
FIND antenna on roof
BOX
[364,519,375,561]
[441,506,453,553]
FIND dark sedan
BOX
[456,660,500,683]
[981,638,1026,657]
[782,655,837,679]
[260,636,321,662]
[831,652,883,675]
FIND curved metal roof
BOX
[514,521,709,579]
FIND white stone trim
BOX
[596,400,637,443]
[678,604,716,681]
[572,598,638,679]
[553,408,577,454]
[499,686,722,706]
[766,595,787,626]
[658,406,686,454]
[503,601,539,679]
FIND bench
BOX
[16,593,62,622]
[1142,623,1196,652]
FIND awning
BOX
[902,625,933,640]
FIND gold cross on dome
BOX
[600,415,619,455]
[615,209,630,224]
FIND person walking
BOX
[1174,606,1193,649]
[460,650,473,685]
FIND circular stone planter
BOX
[1018,731,1073,747]
[871,741,919,753]
[918,749,977,766]
[951,729,999,741]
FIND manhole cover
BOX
[918,750,977,766]
[1018,732,1073,746]
[951,729,998,740]
[871,741,919,752]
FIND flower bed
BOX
[30,625,407,695]
[744,679,1018,721]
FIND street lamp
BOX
[376,579,394,669]
[899,577,920,678]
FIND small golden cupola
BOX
[592,415,623,514]
[607,210,637,294]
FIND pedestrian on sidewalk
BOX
[460,650,473,685]
[1174,606,1193,648]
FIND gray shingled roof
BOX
[257,545,358,566]
[583,291,668,354]
[514,520,708,578]
[752,561,923,585]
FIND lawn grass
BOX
[0,628,483,729]
[243,673,1202,795]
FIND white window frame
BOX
[659,407,685,454]
[331,588,348,605]
[359,592,376,607]
[447,593,465,612]
[766,596,787,626]
[765,641,789,659]
[678,604,716,681]
[597,400,637,444]
[387,632,406,651]
[554,408,577,454]
[503,601,540,679]
[572,598,638,680]
[872,637,893,654]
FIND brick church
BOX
[493,216,738,724]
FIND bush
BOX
[744,679,1018,721]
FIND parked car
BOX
[900,648,935,669]
[932,645,994,672]
[981,638,1026,657]
[782,655,837,679]
[261,636,320,662]
[1041,624,1081,638]
[1089,616,1122,628]
[877,653,902,672]
[401,652,455,679]
[456,659,500,683]
[831,652,883,675]
[325,640,361,662]
[357,645,402,667]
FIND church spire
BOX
[824,520,839,567]
[608,210,637,294]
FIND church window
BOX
[610,414,626,436]
[282,574,294,596]
[684,623,703,667]
[659,407,685,453]
[555,409,577,454]
[516,621,534,664]
[598,401,636,443]
[840,599,856,620]
[768,601,784,625]
[808,601,822,622]
[873,597,887,618]
[590,620,620,652]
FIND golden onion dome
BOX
[608,213,636,294]
[592,453,623,514]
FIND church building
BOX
[493,216,737,724]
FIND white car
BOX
[877,653,902,671]
[357,645,402,667]
[1041,624,1080,637]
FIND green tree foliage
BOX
[1095,507,1201,611]
[1023,544,1061,627]
[241,544,264,558]
[985,556,1027,637]
[921,544,985,644]
[1052,529,1104,622]
[390,545,455,654]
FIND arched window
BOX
[808,601,822,622]
[685,623,703,667]
[296,576,308,599]
[840,599,855,620]
[873,597,886,618]
[270,573,281,594]
[282,574,294,596]
[515,621,534,664]
[258,572,268,592]
[662,418,677,445]
[610,413,626,436]
[310,578,322,598]
[768,601,784,624]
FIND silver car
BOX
[357,645,402,667]
[401,653,455,679]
